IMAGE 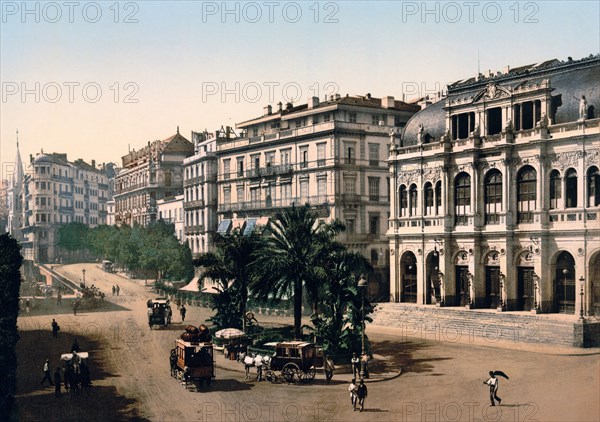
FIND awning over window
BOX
[243,218,257,236]
[217,219,231,235]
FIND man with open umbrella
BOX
[483,370,509,406]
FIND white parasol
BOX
[214,328,245,339]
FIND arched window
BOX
[399,185,408,217]
[484,169,502,224]
[549,170,561,210]
[588,166,600,206]
[454,172,471,225]
[517,166,537,223]
[435,181,442,214]
[424,182,434,216]
[565,169,578,208]
[409,184,418,216]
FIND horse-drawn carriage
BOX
[171,338,215,388]
[60,351,91,398]
[147,298,172,328]
[264,341,323,384]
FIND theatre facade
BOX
[387,55,600,317]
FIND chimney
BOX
[277,102,283,112]
[503,65,510,74]
[30,154,33,163]
[308,96,319,108]
[286,102,293,111]
[418,97,432,110]
[366,93,372,99]
[91,159,96,168]
[263,105,272,115]
[382,96,395,109]
[335,94,341,100]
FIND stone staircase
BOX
[371,303,582,347]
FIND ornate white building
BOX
[388,55,600,316]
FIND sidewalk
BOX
[213,351,401,384]
[369,324,600,356]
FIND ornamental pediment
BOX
[472,83,512,102]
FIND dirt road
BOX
[14,263,600,422]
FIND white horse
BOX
[238,352,272,380]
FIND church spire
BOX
[13,129,24,188]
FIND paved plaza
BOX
[14,264,600,421]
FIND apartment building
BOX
[182,130,219,257]
[114,129,194,227]
[216,94,419,297]
[18,152,110,262]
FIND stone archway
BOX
[555,251,576,314]
[425,251,440,304]
[400,251,417,303]
[484,250,501,309]
[590,252,600,316]
[516,251,535,311]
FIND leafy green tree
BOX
[0,234,23,419]
[194,230,260,330]
[251,205,344,339]
[57,222,89,260]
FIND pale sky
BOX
[1,0,599,177]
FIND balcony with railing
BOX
[115,182,147,195]
[218,195,332,213]
[183,199,206,209]
[184,225,205,235]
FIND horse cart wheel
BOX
[299,366,316,383]
[265,370,276,383]
[282,363,300,383]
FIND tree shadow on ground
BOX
[15,330,147,421]
[18,300,131,317]
[370,340,453,376]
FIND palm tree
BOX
[193,230,260,331]
[314,249,373,355]
[251,205,344,339]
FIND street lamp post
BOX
[579,276,585,321]
[357,274,368,378]
[82,269,86,286]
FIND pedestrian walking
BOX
[351,352,360,378]
[116,285,120,296]
[348,378,358,411]
[483,370,509,406]
[54,367,62,397]
[41,359,53,386]
[25,298,30,313]
[51,319,60,338]
[180,304,187,322]
[56,291,62,306]
[357,379,368,411]
[361,352,370,378]
[324,355,334,384]
[72,299,79,315]
[112,285,116,296]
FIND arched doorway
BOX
[454,250,470,306]
[555,251,576,314]
[591,252,600,316]
[517,252,535,311]
[401,251,417,303]
[425,251,440,304]
[484,250,501,309]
